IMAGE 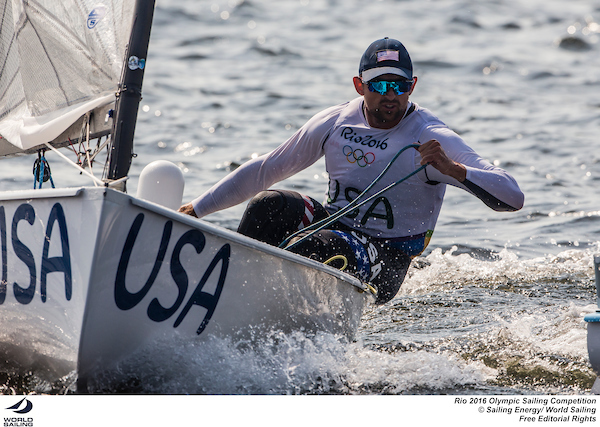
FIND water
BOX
[1,0,600,395]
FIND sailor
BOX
[179,37,524,304]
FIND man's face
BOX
[353,73,416,129]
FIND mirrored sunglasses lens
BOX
[397,81,413,93]
[368,81,388,95]
[368,81,411,95]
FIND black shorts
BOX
[238,190,411,304]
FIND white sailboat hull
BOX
[0,187,369,391]
[0,187,102,380]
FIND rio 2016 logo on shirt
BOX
[343,145,375,167]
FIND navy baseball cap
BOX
[359,37,413,82]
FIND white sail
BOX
[0,1,134,153]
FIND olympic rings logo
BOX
[343,145,375,167]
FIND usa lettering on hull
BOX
[0,203,73,306]
[113,212,230,335]
[77,203,235,381]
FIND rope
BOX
[323,255,348,271]
[33,151,55,189]
[43,142,103,186]
[279,143,427,251]
[323,255,377,295]
[40,142,129,189]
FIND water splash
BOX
[79,329,485,395]
[360,246,600,394]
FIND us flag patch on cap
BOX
[377,50,399,62]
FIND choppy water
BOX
[1,0,600,395]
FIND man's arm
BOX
[178,103,346,218]
[416,127,524,211]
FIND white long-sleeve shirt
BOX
[192,97,524,254]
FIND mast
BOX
[106,0,156,187]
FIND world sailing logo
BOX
[6,398,33,414]
[87,5,107,29]
[4,398,33,427]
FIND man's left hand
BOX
[178,203,198,217]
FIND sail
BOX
[0,1,134,155]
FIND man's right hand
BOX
[417,139,467,182]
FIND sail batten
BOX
[0,0,134,155]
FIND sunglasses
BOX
[366,79,413,96]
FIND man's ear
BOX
[353,76,365,95]
[409,76,418,95]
